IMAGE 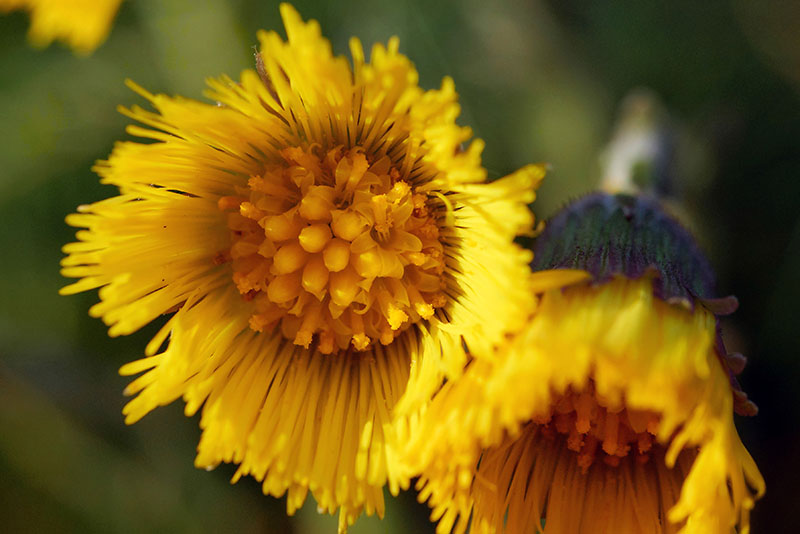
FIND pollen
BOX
[535,381,660,473]
[219,145,447,354]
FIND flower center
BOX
[218,145,447,354]
[534,381,660,472]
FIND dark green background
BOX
[1,0,797,532]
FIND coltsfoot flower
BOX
[60,4,540,529]
[404,193,764,534]
[0,0,122,54]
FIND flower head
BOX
[405,193,764,533]
[60,4,539,528]
[0,0,122,54]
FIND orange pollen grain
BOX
[218,145,448,354]
[535,382,660,473]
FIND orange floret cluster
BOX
[219,145,447,354]
[534,382,661,472]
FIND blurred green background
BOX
[1,0,798,532]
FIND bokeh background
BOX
[1,0,798,532]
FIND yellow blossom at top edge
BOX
[0,0,123,54]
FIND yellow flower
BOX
[60,4,539,529]
[0,0,122,54]
[404,193,764,534]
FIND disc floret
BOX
[219,144,447,354]
[534,381,660,472]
